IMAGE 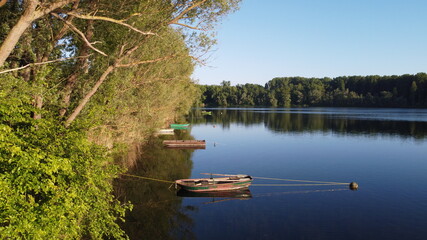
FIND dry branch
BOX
[51,12,108,56]
[116,55,175,68]
[169,0,207,24]
[0,55,90,74]
[171,22,205,30]
[67,11,156,35]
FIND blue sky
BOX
[193,0,427,85]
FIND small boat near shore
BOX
[163,140,206,149]
[156,128,174,135]
[170,123,190,129]
[175,175,253,192]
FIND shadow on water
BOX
[114,108,427,240]
[113,130,198,240]
[189,108,427,139]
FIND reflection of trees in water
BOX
[114,132,197,240]
[189,109,427,139]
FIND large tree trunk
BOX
[65,65,115,127]
[0,0,38,66]
[60,20,93,117]
[0,0,75,67]
[0,0,7,8]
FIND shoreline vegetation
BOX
[0,0,241,239]
[199,73,427,108]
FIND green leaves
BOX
[0,78,129,239]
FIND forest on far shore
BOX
[199,73,427,107]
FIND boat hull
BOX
[170,124,190,129]
[175,175,252,192]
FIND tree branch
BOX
[171,22,205,31]
[116,55,175,68]
[0,0,7,8]
[51,12,108,56]
[169,0,207,25]
[0,0,76,67]
[66,11,156,35]
[0,55,91,74]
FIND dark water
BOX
[116,108,427,240]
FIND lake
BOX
[116,108,427,240]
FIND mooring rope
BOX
[201,173,349,185]
[121,173,175,184]
[252,177,348,185]
[251,183,347,187]
[121,173,353,189]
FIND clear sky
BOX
[193,0,427,85]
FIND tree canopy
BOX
[200,73,427,108]
[0,0,241,238]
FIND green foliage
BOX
[200,73,427,107]
[0,0,242,238]
[114,135,195,240]
[0,77,129,239]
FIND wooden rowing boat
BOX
[175,175,252,192]
[163,140,206,148]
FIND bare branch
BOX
[171,22,205,31]
[169,0,207,25]
[116,55,176,68]
[190,55,206,65]
[0,55,91,74]
[67,11,156,35]
[51,13,108,56]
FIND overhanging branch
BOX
[0,55,91,74]
[116,55,176,68]
[51,12,108,56]
[169,0,207,25]
[66,11,156,35]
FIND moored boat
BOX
[175,175,252,192]
[156,128,175,135]
[170,123,190,129]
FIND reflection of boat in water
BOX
[175,175,252,192]
[177,189,252,198]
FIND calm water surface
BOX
[117,108,427,240]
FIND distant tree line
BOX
[199,73,427,107]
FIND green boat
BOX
[170,123,190,129]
